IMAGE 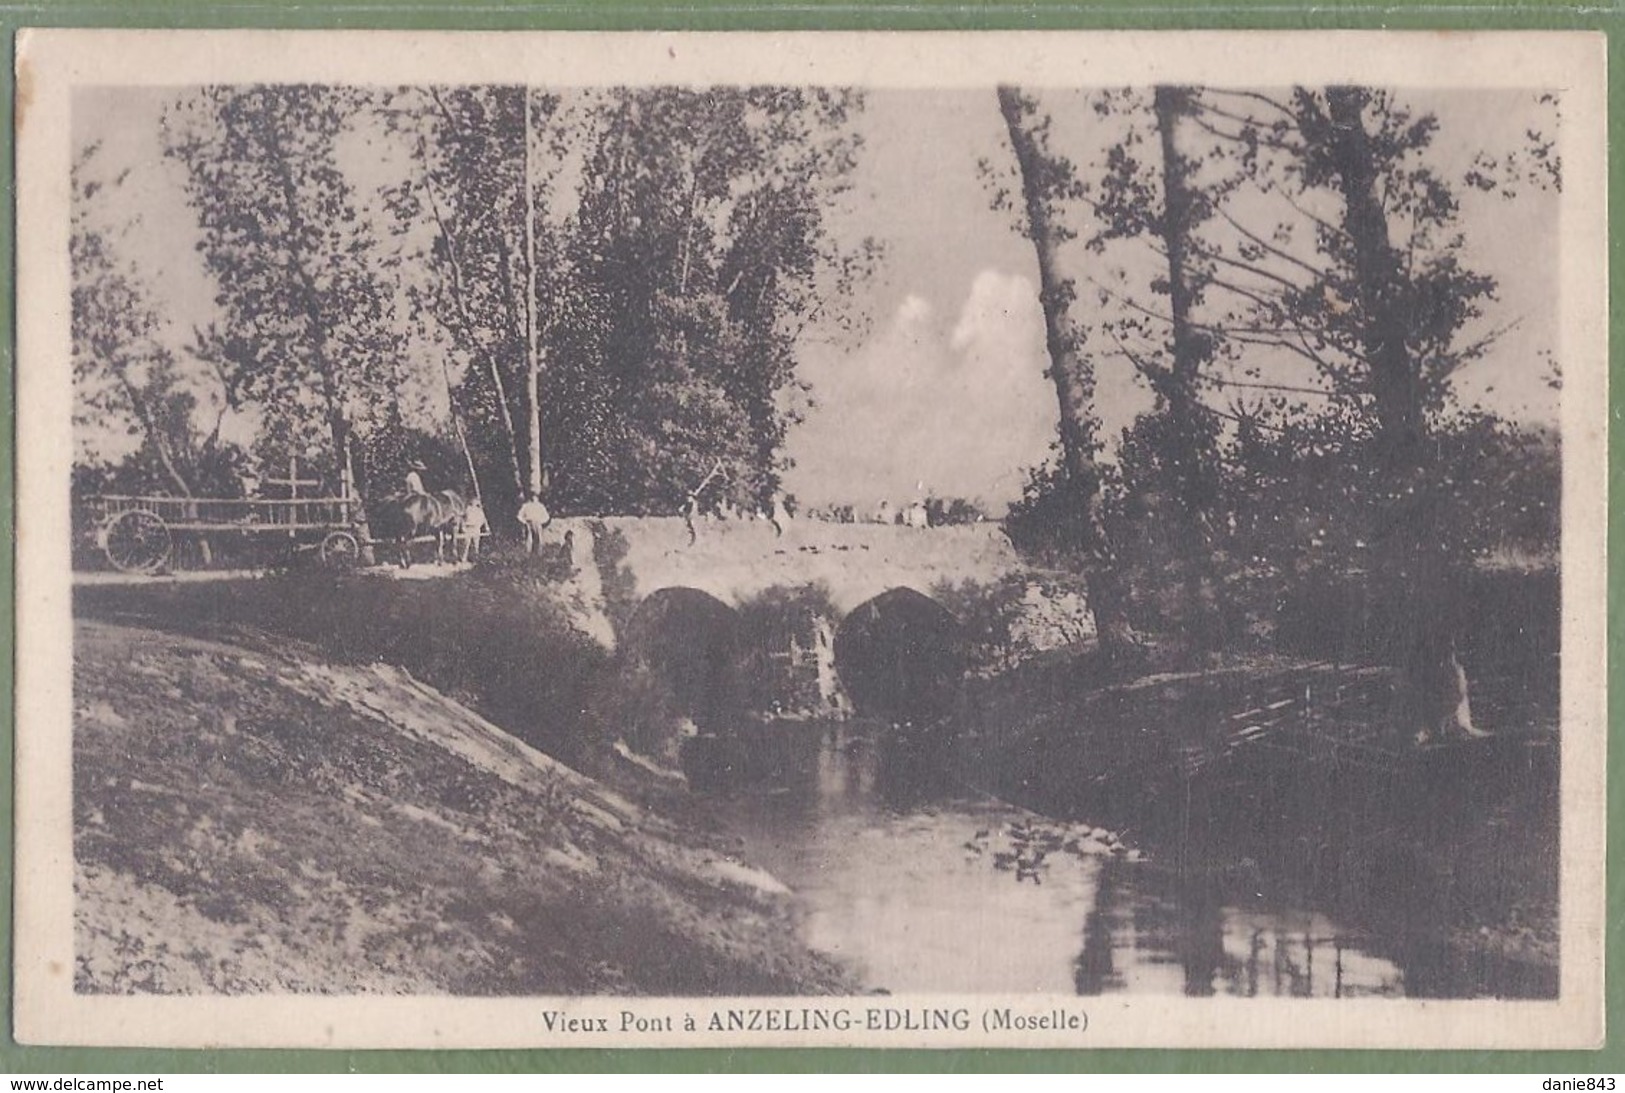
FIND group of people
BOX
[679,457,795,545]
[870,499,931,527]
[395,460,946,562]
[682,494,793,542]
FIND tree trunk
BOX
[115,371,213,567]
[1153,86,1204,452]
[1323,89,1426,470]
[997,86,1139,661]
[418,141,526,502]
[523,88,545,500]
[437,354,481,503]
[266,126,375,563]
[1322,87,1480,742]
[679,161,701,296]
[1153,85,1222,658]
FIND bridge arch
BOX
[833,586,965,724]
[625,586,744,728]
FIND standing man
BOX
[517,492,552,556]
[458,498,489,563]
[768,492,791,537]
[682,459,725,546]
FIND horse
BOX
[407,489,468,564]
[377,489,468,566]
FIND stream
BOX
[689,720,1413,998]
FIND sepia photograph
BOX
[11,29,1607,1050]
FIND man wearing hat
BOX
[404,459,428,498]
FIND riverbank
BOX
[74,618,852,995]
[954,648,1560,997]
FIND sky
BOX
[782,88,1561,511]
[73,85,1561,513]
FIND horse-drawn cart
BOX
[83,493,366,573]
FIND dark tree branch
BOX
[1086,274,1177,330]
[1215,206,1325,280]
[1187,110,1305,156]
[1200,88,1298,121]
[1272,185,1354,245]
[1437,317,1523,377]
[1204,375,1335,398]
[1197,245,1311,296]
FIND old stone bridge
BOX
[596,516,1024,613]
[565,516,1092,726]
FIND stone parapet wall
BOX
[597,516,1023,613]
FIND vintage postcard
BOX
[12,29,1607,1050]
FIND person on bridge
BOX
[682,459,725,546]
[769,493,792,537]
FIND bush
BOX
[932,574,1095,674]
[592,657,691,765]
[589,520,641,643]
[1004,407,1560,660]
[734,583,839,713]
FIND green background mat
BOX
[2,0,1619,1074]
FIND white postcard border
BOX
[13,28,1609,1050]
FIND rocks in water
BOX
[977,816,1145,883]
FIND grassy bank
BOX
[76,564,617,769]
[74,619,851,995]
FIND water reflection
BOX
[692,720,1406,997]
[1076,860,1403,998]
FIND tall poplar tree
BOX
[996,85,1139,659]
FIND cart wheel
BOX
[100,511,172,574]
[319,531,360,569]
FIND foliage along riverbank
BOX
[952,643,1560,998]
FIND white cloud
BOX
[895,292,934,330]
[784,269,1057,512]
[948,268,1043,357]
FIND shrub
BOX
[734,583,839,713]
